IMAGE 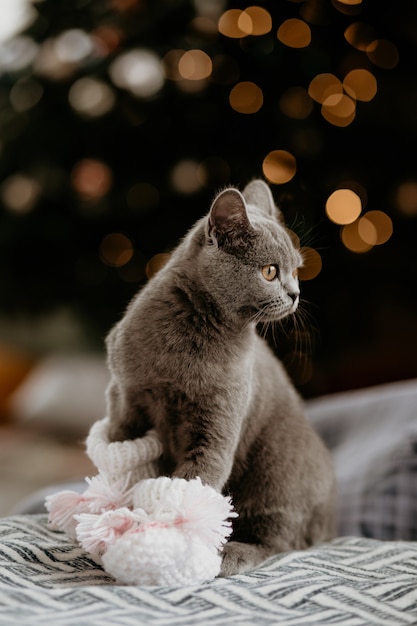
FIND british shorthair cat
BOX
[105,179,335,576]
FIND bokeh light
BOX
[344,22,376,51]
[243,7,272,35]
[277,19,311,48]
[218,9,250,39]
[0,0,37,43]
[146,253,171,279]
[0,36,38,72]
[99,233,134,268]
[366,39,399,69]
[262,150,297,184]
[326,189,362,224]
[321,93,356,127]
[279,87,313,119]
[341,220,372,253]
[54,29,93,63]
[71,159,113,201]
[299,247,322,280]
[109,49,165,97]
[395,181,417,216]
[308,73,343,103]
[178,49,212,80]
[343,69,377,102]
[229,81,263,114]
[1,174,41,213]
[10,77,43,112]
[359,211,393,245]
[170,160,202,194]
[69,77,116,117]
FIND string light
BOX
[262,150,297,184]
[321,93,356,127]
[243,7,272,35]
[340,220,372,253]
[358,211,393,245]
[229,81,263,114]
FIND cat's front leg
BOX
[170,413,241,492]
[219,541,273,577]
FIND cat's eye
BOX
[261,265,278,281]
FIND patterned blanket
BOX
[1,514,417,626]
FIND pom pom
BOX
[102,526,222,586]
[45,490,90,539]
[75,508,145,559]
[83,472,134,513]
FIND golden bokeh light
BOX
[279,86,313,119]
[162,49,184,81]
[326,188,362,224]
[344,22,376,51]
[218,9,249,38]
[366,39,399,69]
[71,159,112,201]
[146,253,171,279]
[308,73,343,103]
[277,19,311,48]
[359,211,393,245]
[229,81,263,114]
[395,181,417,216]
[299,247,322,280]
[100,233,134,267]
[243,7,272,35]
[218,7,272,38]
[343,69,377,102]
[262,150,297,185]
[321,93,356,127]
[341,221,372,253]
[178,49,212,80]
[337,0,362,5]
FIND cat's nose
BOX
[288,290,299,303]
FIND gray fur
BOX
[105,179,336,576]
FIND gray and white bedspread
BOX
[1,514,417,626]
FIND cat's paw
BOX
[219,541,268,577]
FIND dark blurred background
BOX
[1,0,416,410]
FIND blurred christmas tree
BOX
[0,0,416,394]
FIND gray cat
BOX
[105,179,335,576]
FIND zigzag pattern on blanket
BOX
[1,515,417,626]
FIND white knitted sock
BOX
[86,417,163,486]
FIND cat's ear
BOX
[243,179,282,221]
[208,188,252,247]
